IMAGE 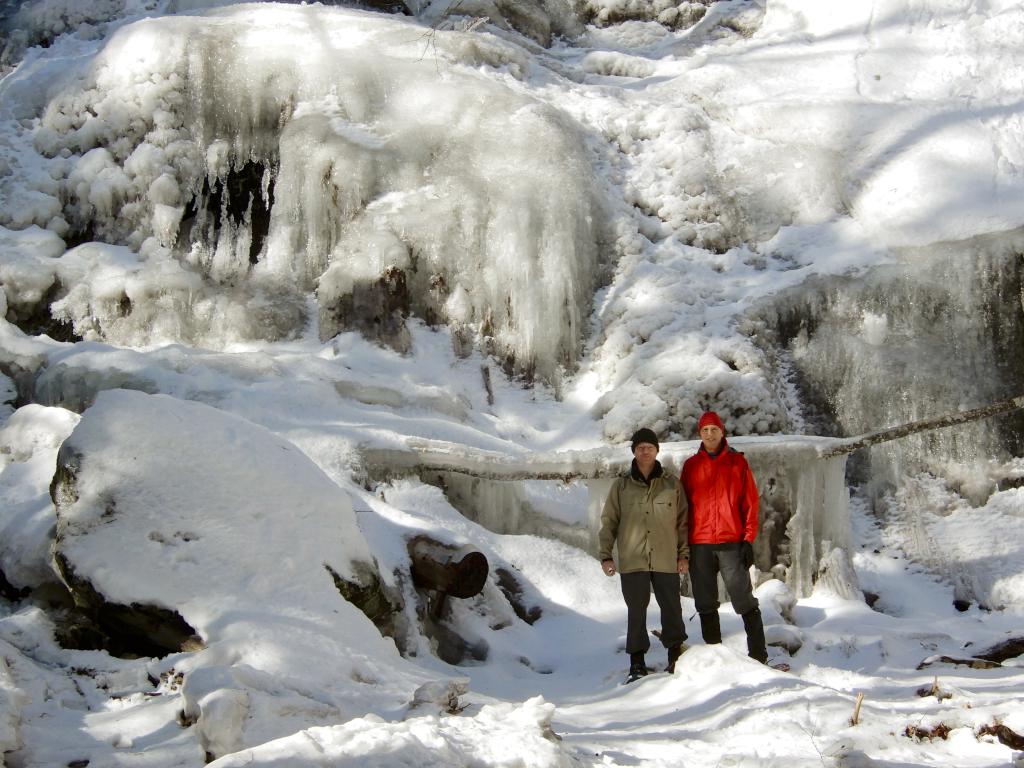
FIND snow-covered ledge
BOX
[359,436,852,598]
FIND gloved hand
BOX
[740,541,754,569]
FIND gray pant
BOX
[689,544,759,617]
[620,571,687,654]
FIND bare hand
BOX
[602,559,616,577]
[677,558,689,574]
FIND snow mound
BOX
[49,388,429,756]
[207,695,573,768]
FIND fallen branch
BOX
[360,440,623,482]
[905,723,952,741]
[977,722,1024,750]
[818,393,1024,458]
[916,654,1001,671]
[975,636,1024,664]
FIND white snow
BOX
[0,0,1023,766]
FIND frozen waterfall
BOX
[19,4,604,379]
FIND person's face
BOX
[699,424,724,453]
[634,442,658,468]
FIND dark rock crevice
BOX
[52,550,200,658]
[325,561,399,638]
[179,160,276,269]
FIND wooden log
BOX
[360,392,1024,483]
[408,536,489,599]
[818,393,1024,458]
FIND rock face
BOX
[50,389,395,657]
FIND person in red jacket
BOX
[680,411,767,663]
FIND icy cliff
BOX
[5,3,604,379]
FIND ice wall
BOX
[19,4,603,379]
[757,234,1024,500]
[422,471,594,553]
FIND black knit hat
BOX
[630,427,659,453]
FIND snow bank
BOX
[207,696,572,767]
[886,472,1024,612]
[681,0,1024,249]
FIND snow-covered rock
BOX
[50,389,392,651]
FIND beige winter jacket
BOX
[598,466,688,573]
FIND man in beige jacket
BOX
[599,428,689,682]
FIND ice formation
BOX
[11,4,604,379]
[363,435,855,598]
[759,235,1024,497]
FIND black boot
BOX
[699,611,721,644]
[742,607,768,664]
[626,651,649,683]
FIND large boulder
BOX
[49,389,416,759]
[51,389,395,657]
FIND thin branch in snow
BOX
[849,691,865,726]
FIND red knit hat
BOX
[697,411,726,433]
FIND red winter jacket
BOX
[680,439,759,545]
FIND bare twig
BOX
[849,691,865,726]
[481,364,494,406]
[794,721,828,767]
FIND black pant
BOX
[689,544,759,616]
[690,544,767,662]
[620,571,687,654]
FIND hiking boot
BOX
[626,651,648,683]
[666,642,688,673]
